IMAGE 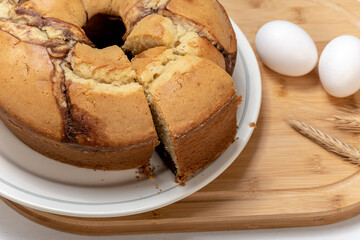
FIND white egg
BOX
[319,35,360,98]
[255,20,318,77]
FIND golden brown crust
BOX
[14,1,91,44]
[150,56,235,137]
[112,0,163,37]
[195,37,226,70]
[66,80,158,147]
[1,110,158,170]
[81,0,112,19]
[164,0,236,54]
[123,14,177,54]
[15,0,87,27]
[0,30,64,141]
[172,94,239,180]
[161,0,237,74]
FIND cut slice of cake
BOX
[132,47,240,180]
[60,43,159,170]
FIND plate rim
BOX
[0,19,262,217]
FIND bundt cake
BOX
[0,0,239,181]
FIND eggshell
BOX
[255,20,318,77]
[319,35,360,98]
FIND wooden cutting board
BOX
[3,0,360,235]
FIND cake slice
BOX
[132,47,240,180]
[60,43,159,170]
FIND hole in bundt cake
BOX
[82,14,126,50]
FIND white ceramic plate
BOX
[0,20,262,218]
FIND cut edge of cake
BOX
[132,47,240,180]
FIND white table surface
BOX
[1,200,360,240]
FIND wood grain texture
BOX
[3,0,360,235]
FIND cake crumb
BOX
[249,122,257,128]
[175,177,186,187]
[236,137,239,140]
[156,184,159,189]
[135,163,157,179]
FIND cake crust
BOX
[149,56,236,136]
[1,110,158,170]
[0,30,64,141]
[162,94,239,180]
[164,0,236,54]
[65,80,158,147]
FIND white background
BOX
[1,200,360,240]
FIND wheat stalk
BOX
[327,108,360,132]
[327,115,360,132]
[288,119,360,166]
